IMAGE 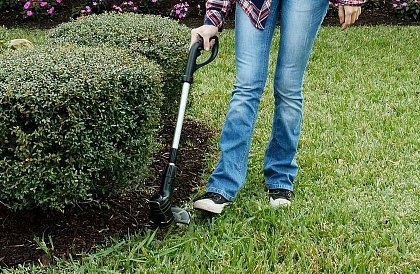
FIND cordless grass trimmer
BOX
[149,36,219,228]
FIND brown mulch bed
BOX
[0,119,216,268]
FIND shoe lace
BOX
[269,189,293,200]
[204,192,226,202]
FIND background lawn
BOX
[0,28,46,49]
[2,25,419,273]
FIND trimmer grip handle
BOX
[195,36,219,70]
[183,36,219,83]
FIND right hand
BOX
[338,5,362,30]
[190,25,218,51]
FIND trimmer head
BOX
[149,162,191,227]
[149,195,191,227]
[149,192,174,227]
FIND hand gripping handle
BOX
[182,36,219,83]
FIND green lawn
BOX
[2,26,419,273]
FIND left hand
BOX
[339,5,362,30]
[190,25,218,51]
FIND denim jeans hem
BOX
[265,183,294,192]
[207,187,235,201]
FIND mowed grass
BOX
[2,26,419,273]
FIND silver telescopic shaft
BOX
[172,82,191,150]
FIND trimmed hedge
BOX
[0,45,164,210]
[0,28,8,54]
[46,13,191,115]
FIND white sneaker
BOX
[193,192,231,214]
[269,189,293,207]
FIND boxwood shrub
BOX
[0,28,8,54]
[46,13,190,115]
[0,45,164,210]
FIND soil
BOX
[0,119,216,268]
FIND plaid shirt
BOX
[204,0,366,30]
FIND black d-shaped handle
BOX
[182,36,219,84]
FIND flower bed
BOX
[0,0,419,28]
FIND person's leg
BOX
[206,0,281,201]
[264,0,329,192]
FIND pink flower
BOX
[56,0,62,3]
[112,5,123,12]
[26,10,33,16]
[40,2,48,7]
[24,1,31,9]
[47,6,55,14]
[86,6,91,13]
[133,6,138,11]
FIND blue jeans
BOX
[207,0,329,201]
